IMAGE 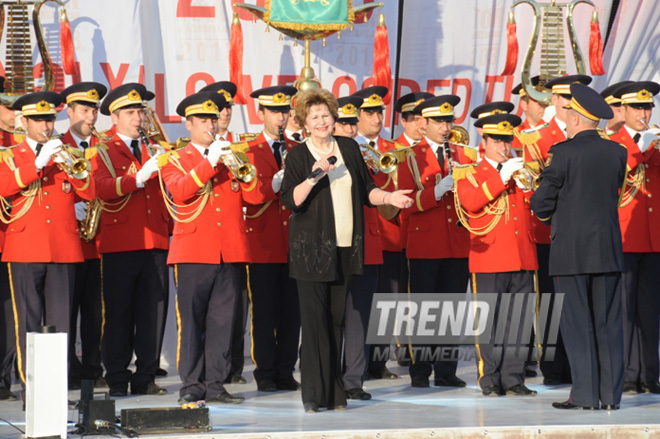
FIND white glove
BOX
[135,154,161,184]
[514,172,532,191]
[74,201,88,222]
[434,174,454,200]
[499,158,524,184]
[271,169,284,193]
[206,140,232,166]
[638,128,660,153]
[34,139,63,170]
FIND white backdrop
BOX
[2,0,658,143]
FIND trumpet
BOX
[641,120,660,131]
[44,133,92,180]
[447,125,470,145]
[499,152,540,191]
[362,143,409,174]
[208,131,257,184]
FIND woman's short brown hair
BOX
[294,88,339,128]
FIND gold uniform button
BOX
[283,221,288,226]
[217,222,222,226]
[645,164,649,168]
[44,191,49,196]
[281,205,286,210]
[215,194,219,198]
[46,219,52,224]
[509,189,514,194]
[147,209,151,214]
[447,218,452,223]
[415,227,419,231]
[216,207,221,212]
[45,205,51,210]
[647,178,651,183]
[43,176,48,182]
[113,219,118,223]
[515,230,519,235]
[514,216,518,221]
[512,203,516,208]
[649,194,653,198]
[249,228,253,231]
[122,166,126,170]
[213,178,218,182]
[259,173,263,177]
[446,205,451,209]
[649,207,653,213]
[146,194,150,199]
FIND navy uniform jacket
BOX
[530,129,627,276]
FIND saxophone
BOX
[79,198,102,242]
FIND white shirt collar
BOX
[484,155,500,170]
[355,132,378,148]
[117,132,139,149]
[623,124,639,142]
[403,132,419,146]
[70,131,91,150]
[189,141,208,156]
[25,137,39,153]
[554,117,567,134]
[425,136,441,154]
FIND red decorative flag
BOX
[230,12,246,104]
[501,11,518,76]
[59,8,77,76]
[589,11,605,76]
[372,14,392,104]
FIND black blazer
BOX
[281,136,377,282]
[530,129,627,276]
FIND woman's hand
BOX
[385,189,414,209]
[309,157,336,183]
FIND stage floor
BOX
[1,357,660,438]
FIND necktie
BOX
[80,141,89,149]
[292,132,302,142]
[35,143,43,157]
[633,133,641,144]
[436,145,445,172]
[131,139,142,163]
[272,141,282,169]
[203,148,209,157]
[497,163,503,172]
[369,140,376,149]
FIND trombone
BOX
[207,131,256,184]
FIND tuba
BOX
[0,0,76,100]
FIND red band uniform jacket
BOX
[397,138,475,259]
[521,117,566,245]
[609,128,660,253]
[0,140,96,262]
[455,160,538,273]
[88,127,169,254]
[159,142,254,265]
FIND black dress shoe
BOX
[524,367,538,378]
[132,382,167,395]
[328,404,347,411]
[623,381,640,394]
[543,375,563,386]
[481,385,503,397]
[230,375,247,384]
[257,379,278,392]
[367,366,398,380]
[177,393,200,404]
[275,376,301,391]
[410,376,430,388]
[552,400,598,410]
[206,391,244,404]
[345,388,372,400]
[303,402,319,413]
[155,367,168,377]
[109,386,128,397]
[601,404,619,410]
[94,377,108,388]
[381,367,398,379]
[434,374,467,388]
[640,380,660,394]
[0,386,17,401]
[506,384,537,396]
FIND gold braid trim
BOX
[158,154,212,223]
[454,191,509,236]
[619,164,645,208]
[526,142,546,170]
[406,150,425,192]
[245,200,273,219]
[95,145,134,214]
[0,155,40,224]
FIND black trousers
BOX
[176,263,239,399]
[343,264,378,390]
[8,262,75,384]
[101,249,168,390]
[536,244,571,380]
[228,265,249,379]
[408,257,469,380]
[621,252,660,383]
[555,273,624,407]
[297,247,351,408]
[69,258,103,382]
[248,263,300,382]
[473,271,534,390]
[0,259,15,389]
[370,250,407,370]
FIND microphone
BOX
[308,156,337,180]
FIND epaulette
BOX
[65,145,84,158]
[463,146,478,162]
[238,133,258,142]
[516,122,548,145]
[84,143,109,160]
[394,142,408,150]
[526,160,541,172]
[0,148,14,163]
[452,163,476,181]
[175,137,190,150]
[158,150,180,168]
[596,128,611,140]
[13,132,26,143]
[230,141,250,153]
[157,140,172,151]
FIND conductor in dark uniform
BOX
[531,84,627,410]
